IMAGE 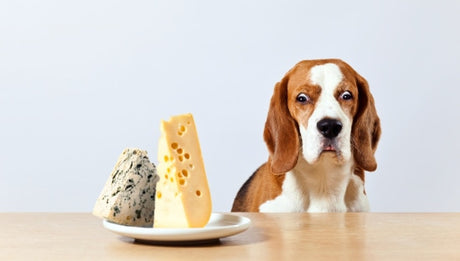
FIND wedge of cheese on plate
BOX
[93,148,159,226]
[154,113,212,228]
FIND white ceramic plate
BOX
[103,213,250,242]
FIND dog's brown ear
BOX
[352,73,381,172]
[263,76,300,174]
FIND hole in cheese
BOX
[181,169,188,177]
[184,153,190,159]
[195,190,201,197]
[179,125,186,132]
[171,143,178,149]
[179,179,186,186]
[177,148,183,154]
[178,155,184,162]
[157,191,162,199]
[189,164,194,169]
[164,155,169,162]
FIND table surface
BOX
[1,212,459,260]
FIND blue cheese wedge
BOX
[93,148,159,226]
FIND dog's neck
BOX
[288,153,355,212]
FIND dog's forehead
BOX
[288,61,350,90]
[308,63,343,90]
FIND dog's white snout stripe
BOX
[302,63,352,164]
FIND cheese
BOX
[93,148,159,226]
[154,113,212,228]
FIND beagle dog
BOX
[232,59,381,212]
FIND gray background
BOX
[1,1,459,212]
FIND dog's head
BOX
[264,59,381,175]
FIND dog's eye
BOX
[296,93,310,104]
[340,91,353,100]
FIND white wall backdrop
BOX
[1,1,459,212]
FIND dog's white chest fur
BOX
[259,156,369,212]
[259,155,365,212]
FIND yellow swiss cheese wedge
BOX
[154,113,212,228]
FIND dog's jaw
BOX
[300,124,352,165]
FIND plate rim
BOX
[102,213,251,242]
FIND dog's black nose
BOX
[317,118,342,138]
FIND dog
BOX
[232,59,381,212]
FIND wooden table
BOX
[1,213,459,260]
